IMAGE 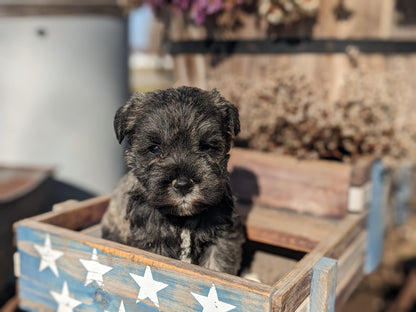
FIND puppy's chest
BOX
[140,223,206,264]
[178,228,193,263]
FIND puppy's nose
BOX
[172,176,194,195]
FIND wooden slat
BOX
[14,192,371,311]
[350,156,376,187]
[16,220,271,311]
[365,161,386,274]
[79,223,102,237]
[270,211,367,312]
[229,148,352,218]
[334,232,366,309]
[18,195,110,231]
[295,297,310,312]
[309,257,337,312]
[238,204,335,252]
[336,232,366,289]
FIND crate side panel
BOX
[17,225,269,311]
[229,148,352,218]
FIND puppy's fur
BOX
[101,86,244,275]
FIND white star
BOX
[34,233,63,277]
[105,300,126,312]
[118,301,126,312]
[129,266,168,308]
[191,284,236,312]
[50,281,82,312]
[79,248,113,287]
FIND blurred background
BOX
[2,0,416,311]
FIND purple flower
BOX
[190,0,224,24]
[172,0,192,10]
[206,0,224,14]
[190,0,208,25]
[144,0,239,25]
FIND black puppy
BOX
[101,86,244,275]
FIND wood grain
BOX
[238,203,334,252]
[16,219,271,311]
[364,161,386,274]
[15,188,372,312]
[335,233,366,309]
[20,195,110,231]
[309,257,337,312]
[229,148,352,218]
[270,211,367,312]
[295,297,310,312]
[167,0,397,102]
[349,156,376,187]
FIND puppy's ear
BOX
[114,92,146,143]
[210,89,240,137]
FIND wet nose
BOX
[172,176,194,195]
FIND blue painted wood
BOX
[394,165,412,226]
[364,160,385,274]
[16,224,270,312]
[309,257,337,312]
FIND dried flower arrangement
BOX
[126,0,320,26]
[210,67,415,166]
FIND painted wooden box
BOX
[229,148,374,218]
[14,150,385,312]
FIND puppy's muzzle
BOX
[172,176,194,195]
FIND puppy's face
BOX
[115,87,240,216]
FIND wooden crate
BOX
[14,185,381,312]
[229,148,374,218]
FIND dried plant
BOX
[126,0,319,26]
[210,68,415,165]
[258,0,320,25]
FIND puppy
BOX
[101,86,245,275]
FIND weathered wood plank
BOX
[309,257,337,312]
[364,161,386,274]
[229,148,352,218]
[349,156,376,187]
[335,262,365,311]
[270,211,366,312]
[16,220,271,311]
[334,231,366,308]
[25,195,110,231]
[238,203,334,253]
[336,231,366,290]
[80,223,102,238]
[295,297,310,312]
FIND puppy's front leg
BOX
[199,237,242,275]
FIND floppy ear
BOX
[114,92,146,143]
[210,89,240,137]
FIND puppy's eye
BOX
[199,142,218,152]
[149,145,162,155]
